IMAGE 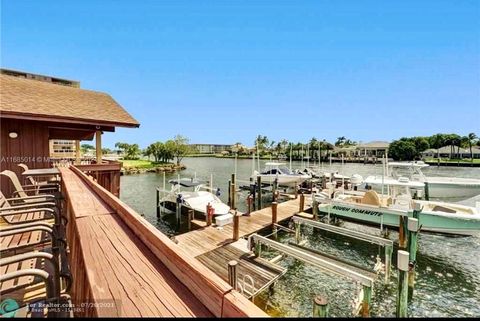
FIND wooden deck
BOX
[174,197,312,257]
[196,242,286,299]
[59,166,266,317]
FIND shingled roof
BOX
[0,72,139,128]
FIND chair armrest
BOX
[0,202,57,212]
[7,194,55,201]
[0,221,52,232]
[0,207,55,217]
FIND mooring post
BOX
[271,201,278,225]
[321,174,327,190]
[407,216,419,301]
[227,179,232,207]
[231,173,236,210]
[272,178,278,202]
[313,295,329,317]
[247,194,253,215]
[294,183,298,199]
[398,215,409,250]
[424,182,430,201]
[206,203,212,226]
[252,184,257,211]
[227,260,238,290]
[312,193,318,219]
[384,244,393,284]
[299,192,305,213]
[233,211,240,241]
[156,188,160,218]
[396,250,410,317]
[294,221,301,244]
[257,176,262,209]
[253,239,262,257]
[187,209,194,231]
[176,198,182,229]
[362,285,372,317]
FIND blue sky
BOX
[2,0,479,148]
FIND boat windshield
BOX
[279,166,293,175]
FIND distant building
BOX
[355,141,390,157]
[421,146,480,159]
[189,144,233,154]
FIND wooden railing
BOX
[74,160,122,197]
[60,166,267,317]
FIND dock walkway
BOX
[174,196,312,257]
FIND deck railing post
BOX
[396,250,409,317]
[299,193,305,213]
[407,216,419,301]
[313,295,329,317]
[228,260,238,290]
[233,211,240,241]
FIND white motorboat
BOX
[316,176,480,236]
[159,178,230,217]
[252,162,310,187]
[388,161,480,199]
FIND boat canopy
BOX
[364,176,425,188]
[168,178,203,188]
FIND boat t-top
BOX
[387,161,480,199]
[252,162,310,187]
[159,178,230,217]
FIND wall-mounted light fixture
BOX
[8,131,18,139]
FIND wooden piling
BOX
[313,295,329,317]
[299,193,305,213]
[156,188,160,218]
[231,174,236,210]
[398,215,408,250]
[312,193,318,219]
[271,202,278,225]
[252,184,257,211]
[256,176,262,209]
[227,260,238,290]
[176,201,182,228]
[187,209,194,231]
[233,211,240,241]
[294,183,298,199]
[424,182,430,201]
[362,285,372,317]
[384,244,393,284]
[247,194,253,215]
[321,174,327,189]
[396,250,409,317]
[272,178,278,202]
[206,203,212,226]
[227,179,232,207]
[294,221,301,244]
[407,217,419,301]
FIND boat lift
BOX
[247,234,376,316]
[291,216,394,285]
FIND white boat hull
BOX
[424,177,480,199]
[253,174,310,187]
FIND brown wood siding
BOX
[0,118,50,196]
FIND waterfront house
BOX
[355,141,390,157]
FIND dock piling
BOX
[156,188,160,218]
[231,174,236,210]
[256,176,262,209]
[407,216,419,301]
[247,194,253,215]
[294,220,301,244]
[176,194,182,229]
[273,178,278,202]
[299,193,305,213]
[398,215,409,250]
[271,202,278,225]
[228,179,232,207]
[384,244,393,284]
[188,209,194,231]
[312,193,318,219]
[424,182,430,201]
[313,295,329,317]
[396,250,409,317]
[362,285,372,317]
[233,211,240,241]
[228,260,238,290]
[206,203,212,226]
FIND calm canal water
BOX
[120,157,480,317]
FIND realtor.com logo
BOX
[0,299,19,317]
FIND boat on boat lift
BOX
[385,161,480,199]
[315,176,480,236]
[159,178,230,217]
[251,162,310,187]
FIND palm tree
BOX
[466,133,478,161]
